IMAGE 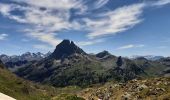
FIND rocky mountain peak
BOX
[50,39,86,59]
[96,50,112,58]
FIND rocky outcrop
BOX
[78,77,170,100]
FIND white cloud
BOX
[0,3,27,23]
[94,0,109,9]
[0,2,78,46]
[86,3,145,38]
[153,0,170,6]
[117,44,145,50]
[1,1,166,46]
[0,34,8,40]
[26,31,62,47]
[117,44,134,50]
[78,39,105,46]
[0,3,11,16]
[0,1,146,45]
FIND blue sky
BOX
[0,0,170,56]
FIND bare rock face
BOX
[50,39,86,60]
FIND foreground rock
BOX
[0,93,16,100]
[78,77,170,100]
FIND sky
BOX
[0,0,170,57]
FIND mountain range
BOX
[0,39,169,87]
[130,55,164,61]
[0,52,51,63]
[0,39,170,99]
[0,52,51,71]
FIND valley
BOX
[0,40,170,100]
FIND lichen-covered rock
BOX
[78,77,170,100]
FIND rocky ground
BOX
[78,77,170,100]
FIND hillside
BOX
[0,60,59,100]
[1,53,169,100]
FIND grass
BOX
[0,67,57,100]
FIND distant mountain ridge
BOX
[0,52,51,63]
[130,55,164,61]
[0,52,52,71]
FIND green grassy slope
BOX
[0,62,86,100]
[0,66,57,100]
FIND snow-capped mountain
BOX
[0,52,51,63]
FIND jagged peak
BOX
[96,50,112,58]
[50,39,86,59]
[59,39,71,44]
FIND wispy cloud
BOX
[78,39,105,46]
[26,31,62,47]
[153,0,170,6]
[94,0,109,9]
[0,1,146,45]
[0,33,8,40]
[0,3,27,23]
[0,0,168,47]
[136,44,145,48]
[86,3,145,39]
[0,1,82,46]
[116,44,145,50]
